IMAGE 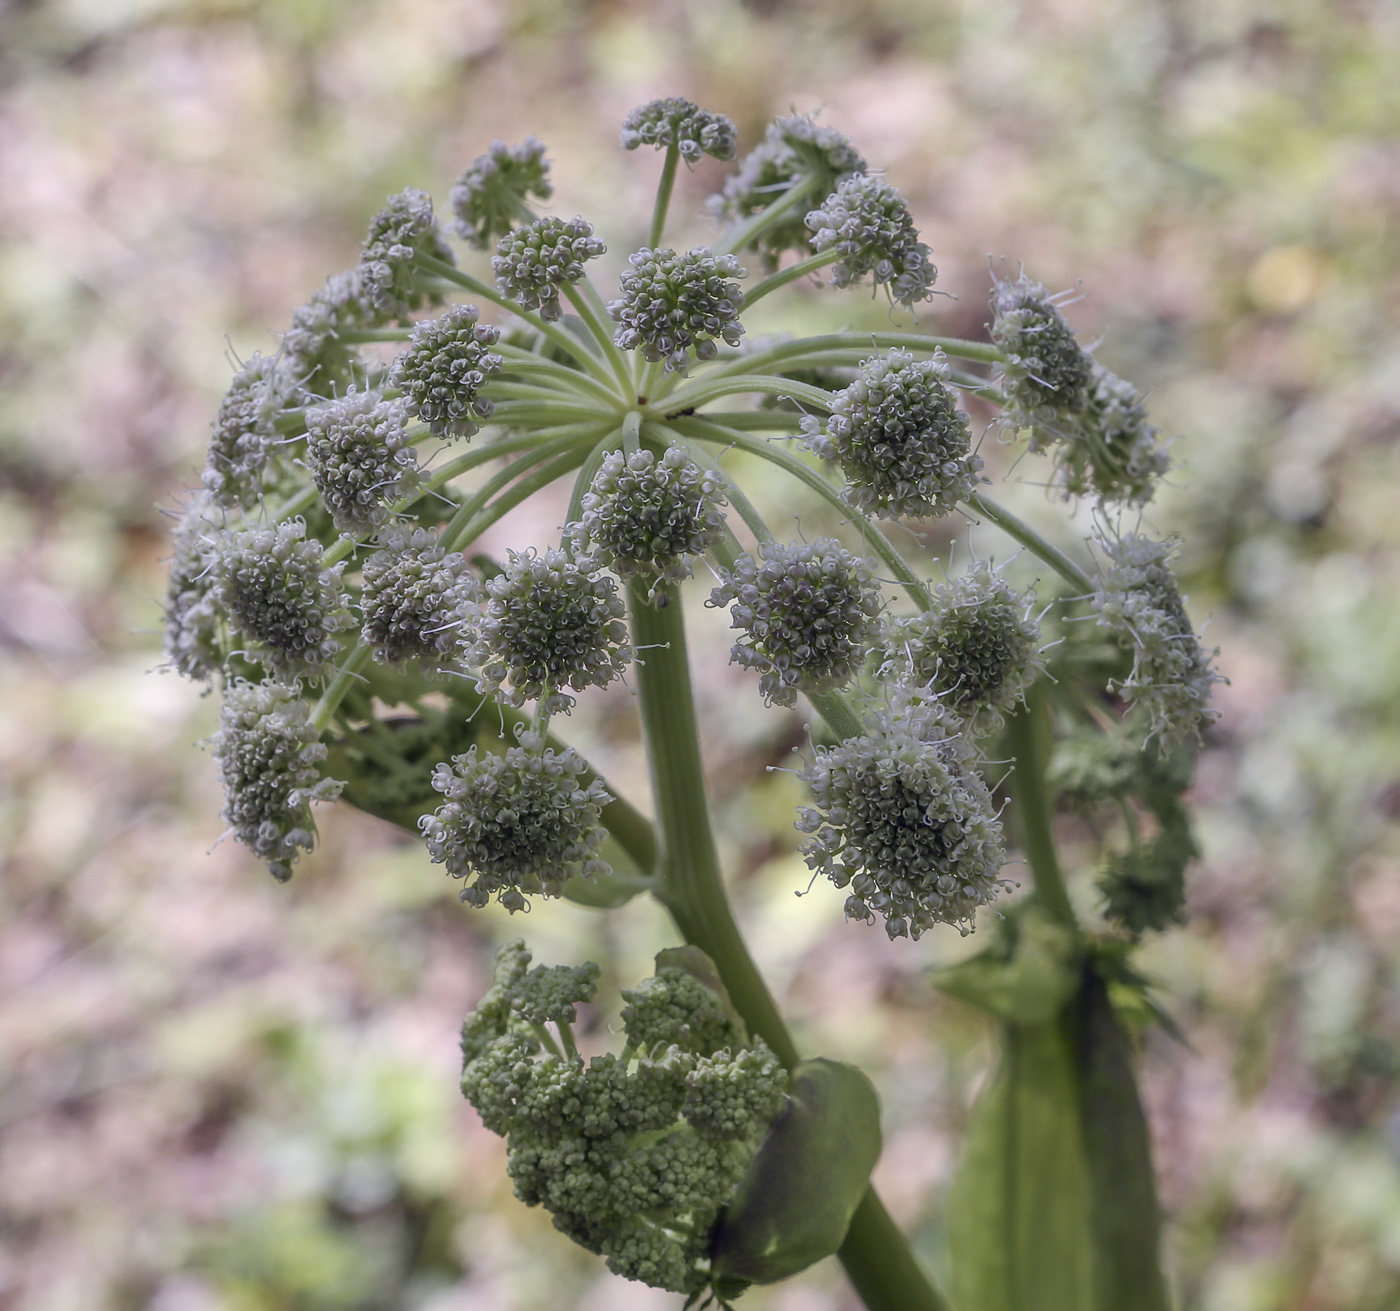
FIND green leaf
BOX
[948,1019,1094,1311]
[710,1058,882,1292]
[932,903,1078,1025]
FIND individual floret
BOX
[458,942,790,1297]
[211,679,343,882]
[797,698,1009,938]
[619,98,738,163]
[1092,531,1223,745]
[450,136,552,250]
[357,188,455,321]
[492,216,606,322]
[608,246,747,373]
[280,269,372,399]
[389,303,502,440]
[573,446,727,594]
[469,547,632,714]
[799,348,980,519]
[711,112,867,265]
[708,537,882,708]
[304,388,419,534]
[804,173,936,306]
[203,353,289,509]
[359,527,480,671]
[162,493,224,682]
[421,732,613,910]
[210,519,352,681]
[990,270,1093,431]
[881,563,1042,733]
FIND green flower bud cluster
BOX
[459,941,789,1296]
[389,303,502,439]
[797,699,1008,939]
[450,136,552,249]
[357,187,456,321]
[492,215,606,322]
[709,538,882,709]
[799,348,980,520]
[421,733,612,909]
[359,527,480,671]
[609,247,747,373]
[882,563,1042,733]
[211,680,343,882]
[804,173,936,306]
[469,547,632,714]
[573,446,727,592]
[620,97,738,163]
[1093,531,1222,746]
[304,389,419,534]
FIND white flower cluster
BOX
[359,527,481,671]
[450,136,552,249]
[390,303,502,440]
[804,173,936,306]
[304,389,419,534]
[620,98,738,163]
[609,247,747,373]
[493,216,607,323]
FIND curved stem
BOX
[700,332,1003,383]
[714,177,813,259]
[965,491,1095,595]
[648,142,680,249]
[742,250,838,308]
[443,443,597,551]
[662,373,836,415]
[1004,683,1077,930]
[562,283,636,398]
[311,643,372,731]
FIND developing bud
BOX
[389,303,502,440]
[708,538,882,708]
[1092,531,1223,745]
[203,353,289,510]
[804,173,936,306]
[210,519,351,681]
[420,732,612,909]
[470,547,632,714]
[574,447,727,592]
[608,247,747,373]
[620,98,738,163]
[357,188,455,321]
[211,680,343,882]
[711,113,867,265]
[359,527,480,671]
[800,349,981,520]
[281,269,371,400]
[881,564,1042,734]
[492,216,606,323]
[450,137,552,250]
[304,389,419,534]
[162,493,224,682]
[990,270,1093,426]
[1058,363,1170,507]
[797,699,1008,938]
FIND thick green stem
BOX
[648,142,680,249]
[966,492,1095,595]
[562,282,635,397]
[626,578,949,1311]
[715,178,812,258]
[699,332,1004,383]
[742,250,839,307]
[1004,684,1077,930]
[311,643,372,731]
[662,373,837,415]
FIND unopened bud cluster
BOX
[609,247,747,372]
[493,216,606,322]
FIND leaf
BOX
[933,904,1078,1025]
[710,1058,882,1292]
[948,1018,1095,1311]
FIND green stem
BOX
[626,578,948,1311]
[562,283,635,398]
[698,332,1003,383]
[742,250,838,308]
[311,643,372,731]
[648,142,680,249]
[339,327,413,343]
[443,444,595,551]
[715,177,813,258]
[1004,684,1077,930]
[662,373,836,415]
[965,492,1095,595]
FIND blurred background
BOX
[3,0,1400,1307]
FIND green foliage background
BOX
[2,1,1399,1308]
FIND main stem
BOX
[626,579,950,1311]
[1004,683,1076,929]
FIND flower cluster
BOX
[359,527,480,671]
[797,699,1008,938]
[211,680,343,882]
[162,494,223,682]
[421,734,612,909]
[712,113,867,264]
[800,348,980,519]
[989,271,1093,424]
[357,188,455,321]
[492,216,606,322]
[1092,531,1222,745]
[881,564,1042,733]
[609,247,747,373]
[304,389,419,534]
[203,353,287,510]
[280,270,371,400]
[573,447,727,592]
[450,136,552,249]
[210,520,351,681]
[619,97,738,163]
[804,173,936,305]
[1065,363,1171,507]
[709,538,881,708]
[390,303,502,439]
[470,548,632,713]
